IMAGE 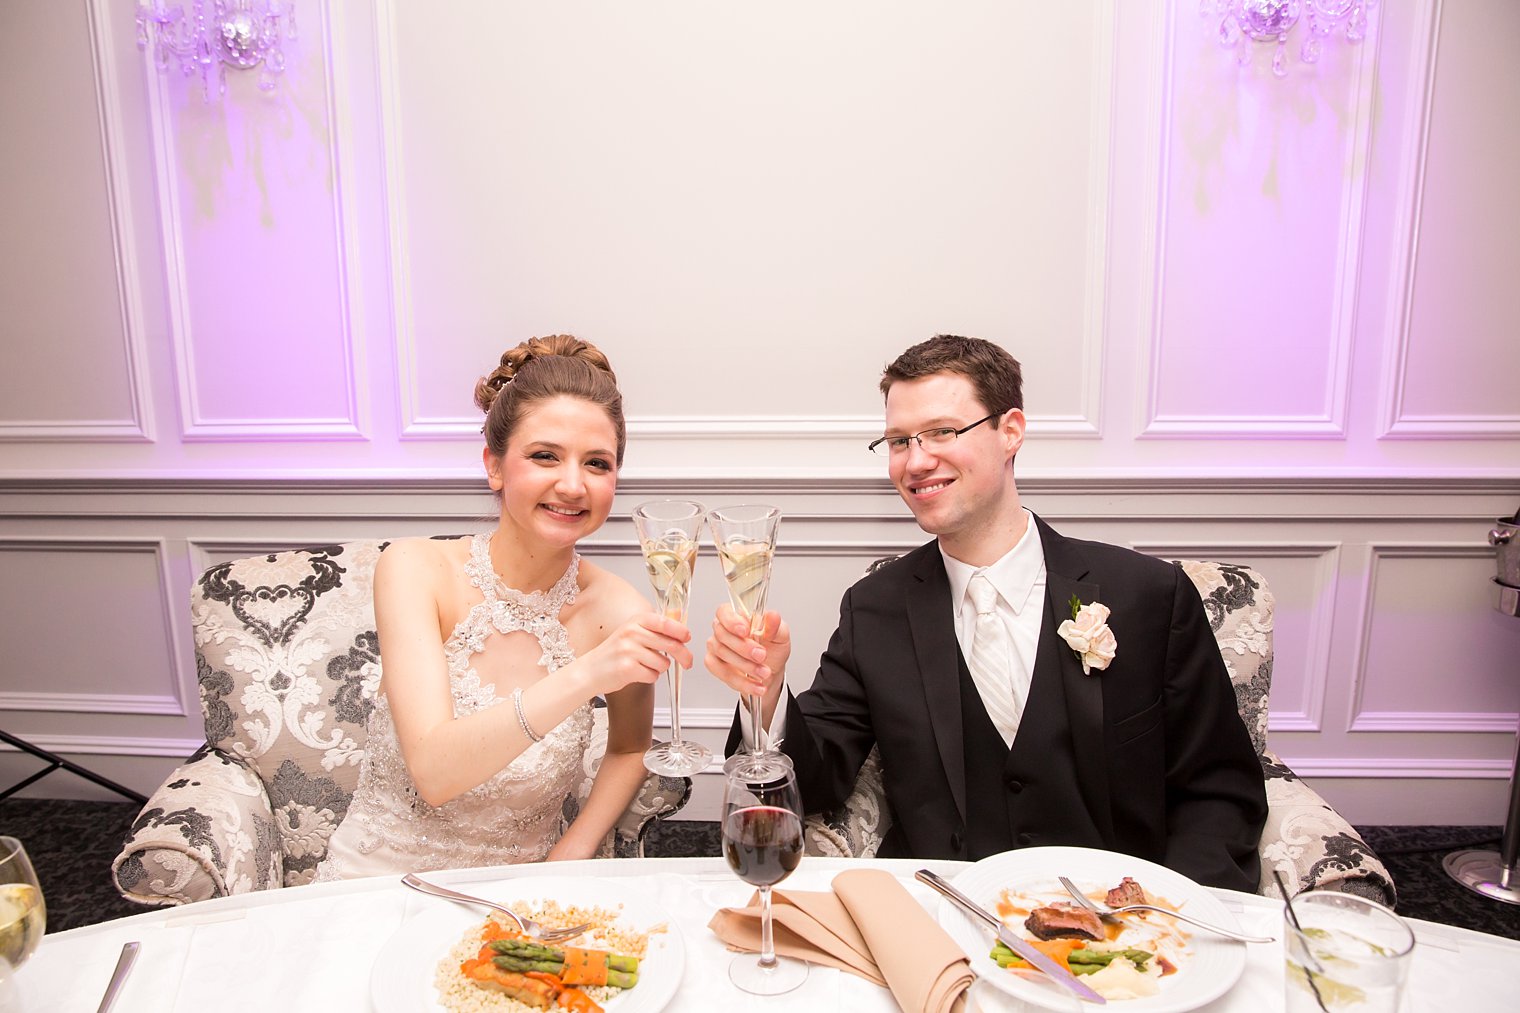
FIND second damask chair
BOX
[799,559,1396,906]
[111,538,691,907]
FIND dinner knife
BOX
[915,869,1106,1005]
[95,941,139,1013]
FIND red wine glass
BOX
[721,752,808,995]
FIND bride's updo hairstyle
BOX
[473,334,626,466]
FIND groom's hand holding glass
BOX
[704,603,793,742]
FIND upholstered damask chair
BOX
[800,560,1396,906]
[112,538,691,907]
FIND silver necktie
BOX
[967,572,1022,747]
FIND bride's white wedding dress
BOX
[316,533,592,880]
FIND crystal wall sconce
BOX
[1204,0,1377,78]
[136,0,297,100]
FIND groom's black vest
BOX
[958,639,1105,861]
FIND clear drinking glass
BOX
[0,837,46,980]
[708,504,781,765]
[722,752,808,995]
[632,500,714,777]
[1284,891,1414,1013]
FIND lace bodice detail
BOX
[316,534,592,879]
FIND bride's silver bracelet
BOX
[511,686,543,743]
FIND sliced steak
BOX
[1024,903,1105,941]
[1106,876,1146,908]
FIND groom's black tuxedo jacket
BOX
[732,514,1268,893]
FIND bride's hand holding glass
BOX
[572,612,693,699]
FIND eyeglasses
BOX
[867,412,1005,456]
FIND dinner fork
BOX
[400,873,592,942]
[1057,875,1275,943]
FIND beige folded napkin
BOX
[709,868,973,1013]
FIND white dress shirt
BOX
[745,510,1046,748]
[941,511,1047,741]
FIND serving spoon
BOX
[1058,875,1274,943]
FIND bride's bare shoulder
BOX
[376,535,469,584]
[573,558,649,624]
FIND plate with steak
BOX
[934,846,1247,1012]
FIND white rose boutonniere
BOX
[1057,595,1117,675]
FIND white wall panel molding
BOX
[1140,2,1372,440]
[0,536,189,718]
[653,707,734,732]
[1282,756,1511,779]
[0,735,203,759]
[1051,0,1116,442]
[1378,0,1520,440]
[1347,541,1506,732]
[1128,541,1340,733]
[0,0,153,445]
[1,475,1516,523]
[145,0,363,442]
[1349,712,1518,734]
[373,0,424,439]
[0,691,183,717]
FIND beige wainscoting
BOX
[2,475,1517,826]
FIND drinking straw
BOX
[1275,870,1330,1013]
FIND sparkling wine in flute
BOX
[643,535,697,621]
[632,500,713,778]
[708,505,782,760]
[716,536,775,634]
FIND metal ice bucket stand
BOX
[1442,515,1520,904]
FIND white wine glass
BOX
[632,500,714,777]
[0,837,45,982]
[708,504,781,760]
[722,752,808,996]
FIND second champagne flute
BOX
[632,500,713,777]
[708,504,781,760]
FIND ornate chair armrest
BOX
[567,704,693,858]
[1257,750,1396,907]
[803,746,892,858]
[612,773,693,859]
[111,746,283,907]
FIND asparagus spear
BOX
[491,954,639,990]
[989,942,1152,975]
[489,938,640,973]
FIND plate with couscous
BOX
[371,876,685,1013]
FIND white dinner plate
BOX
[371,875,686,1013]
[938,846,1248,1012]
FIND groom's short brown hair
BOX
[880,334,1024,415]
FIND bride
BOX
[317,335,689,879]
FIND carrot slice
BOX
[560,948,610,986]
[557,989,604,1013]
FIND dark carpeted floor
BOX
[4,800,1519,941]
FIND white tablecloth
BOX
[4,857,1515,1012]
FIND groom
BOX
[705,335,1267,892]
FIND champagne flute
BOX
[632,500,714,776]
[722,752,808,995]
[708,504,781,761]
[0,837,45,980]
